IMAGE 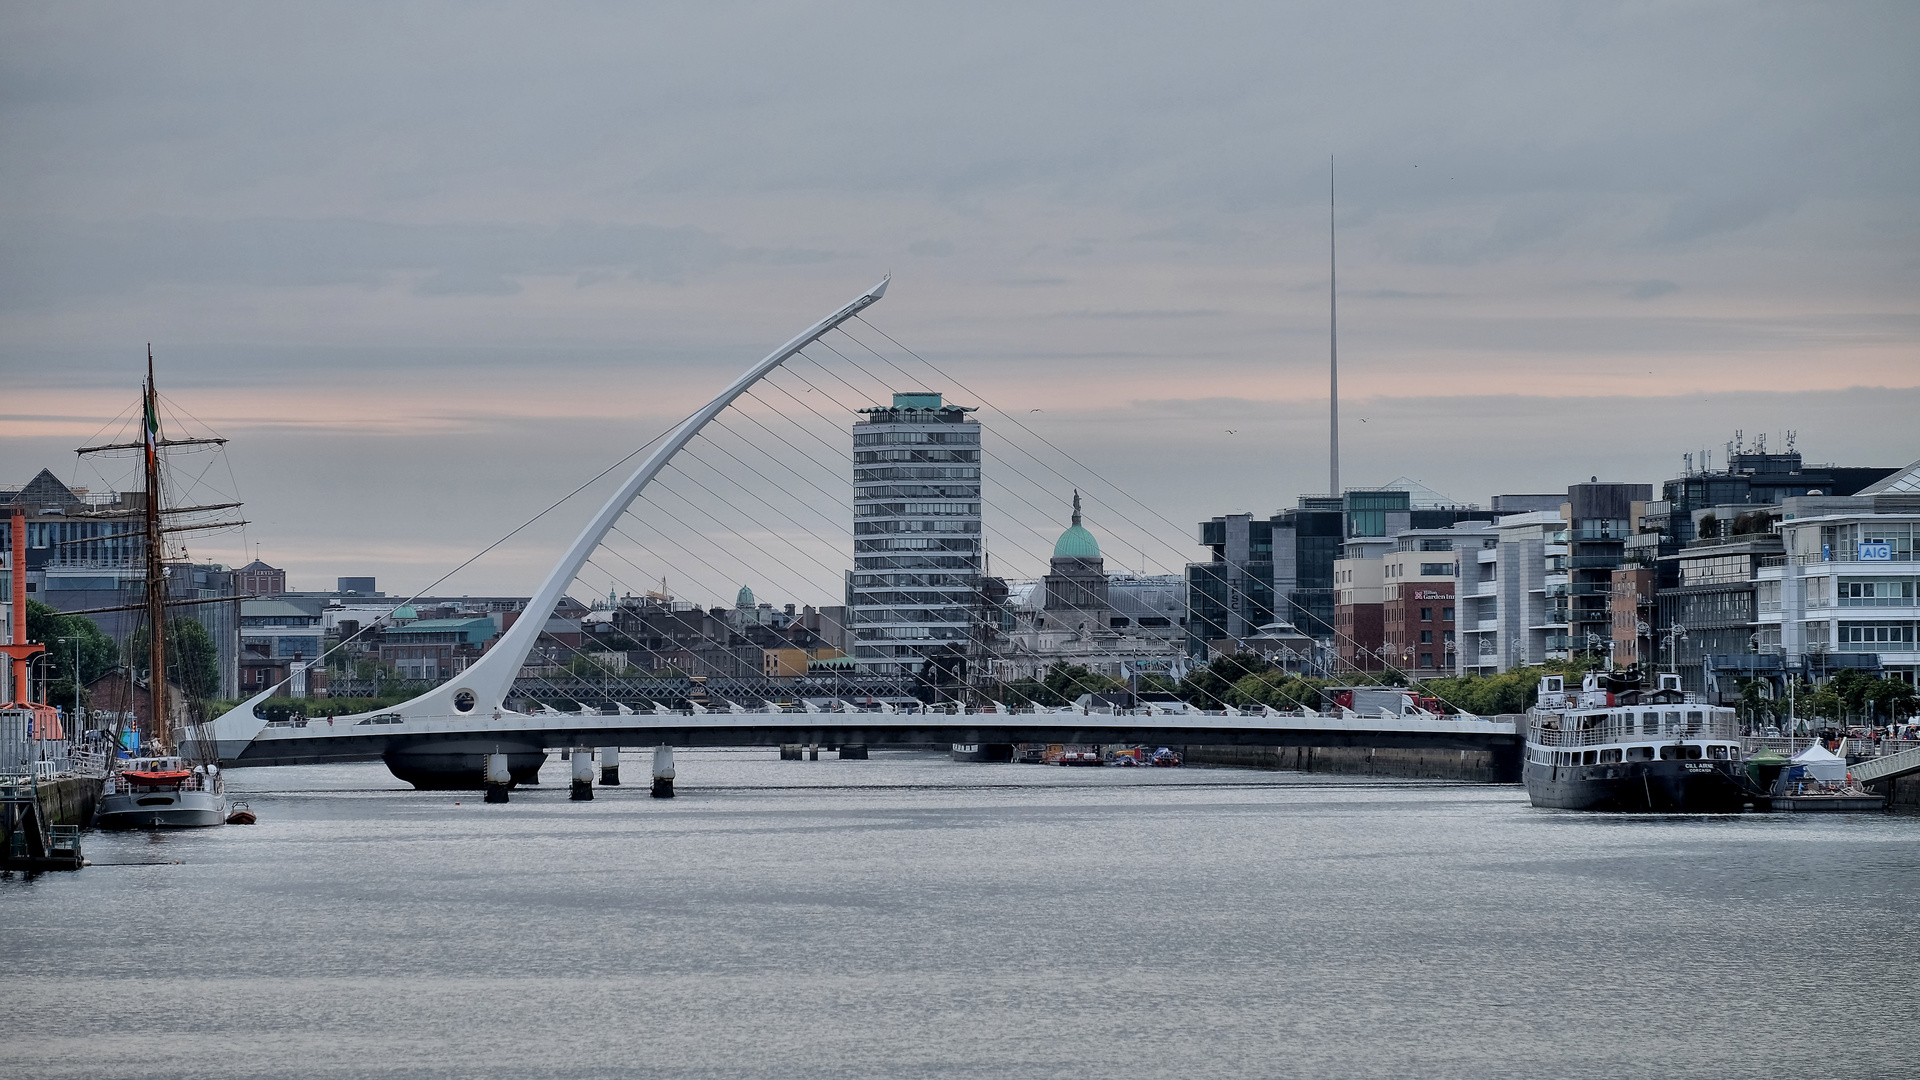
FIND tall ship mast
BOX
[87,348,239,828]
[142,350,170,754]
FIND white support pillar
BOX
[651,745,675,799]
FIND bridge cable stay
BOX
[197,278,895,751]
[794,346,1187,585]
[741,341,1205,688]
[823,323,1501,713]
[846,319,1204,574]
[616,322,1488,715]
[204,277,1478,761]
[512,328,1154,707]
[586,363,1136,706]
[768,352,1162,595]
[719,346,1158,654]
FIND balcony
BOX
[1797,550,1917,565]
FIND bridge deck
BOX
[211,709,1521,768]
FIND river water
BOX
[4,750,1915,1079]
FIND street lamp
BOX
[1662,623,1689,674]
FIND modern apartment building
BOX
[1187,490,1491,660]
[847,392,984,678]
[1379,524,1490,675]
[1332,538,1390,671]
[1758,467,1920,687]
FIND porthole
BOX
[453,689,477,713]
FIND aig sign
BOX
[1858,542,1893,561]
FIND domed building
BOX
[998,492,1188,682]
[1042,491,1109,619]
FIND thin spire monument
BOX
[1329,156,1340,497]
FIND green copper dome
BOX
[736,585,755,608]
[1051,490,1101,559]
[1053,524,1100,560]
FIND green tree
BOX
[1178,652,1270,707]
[1134,672,1179,695]
[1042,662,1124,703]
[1229,670,1325,711]
[1735,677,1776,727]
[1863,677,1918,724]
[999,676,1054,707]
[127,617,222,705]
[23,600,119,707]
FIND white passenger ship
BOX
[1524,673,1758,812]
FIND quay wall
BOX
[1185,744,1517,783]
[38,777,102,827]
[1885,773,1920,811]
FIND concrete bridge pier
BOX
[570,747,594,800]
[598,746,620,785]
[780,744,803,761]
[483,753,512,803]
[651,745,675,799]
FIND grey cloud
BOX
[908,240,954,257]
[0,217,812,306]
[1652,190,1794,244]
[1627,279,1680,300]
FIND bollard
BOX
[483,752,512,803]
[570,746,594,800]
[651,745,676,799]
[780,744,803,761]
[598,746,620,786]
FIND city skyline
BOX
[3,3,1916,597]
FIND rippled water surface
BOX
[4,750,1916,1079]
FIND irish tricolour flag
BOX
[144,388,159,463]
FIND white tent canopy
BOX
[1791,742,1848,782]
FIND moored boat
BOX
[80,352,235,829]
[1523,673,1761,812]
[96,754,226,829]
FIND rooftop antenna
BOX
[1734,429,1743,454]
[1684,452,1693,476]
[1328,155,1340,498]
[1784,429,1797,452]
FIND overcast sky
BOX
[3,2,1916,605]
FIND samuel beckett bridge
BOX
[190,277,1520,791]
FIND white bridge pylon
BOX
[194,275,891,757]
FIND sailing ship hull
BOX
[1524,758,1755,812]
[95,788,226,829]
